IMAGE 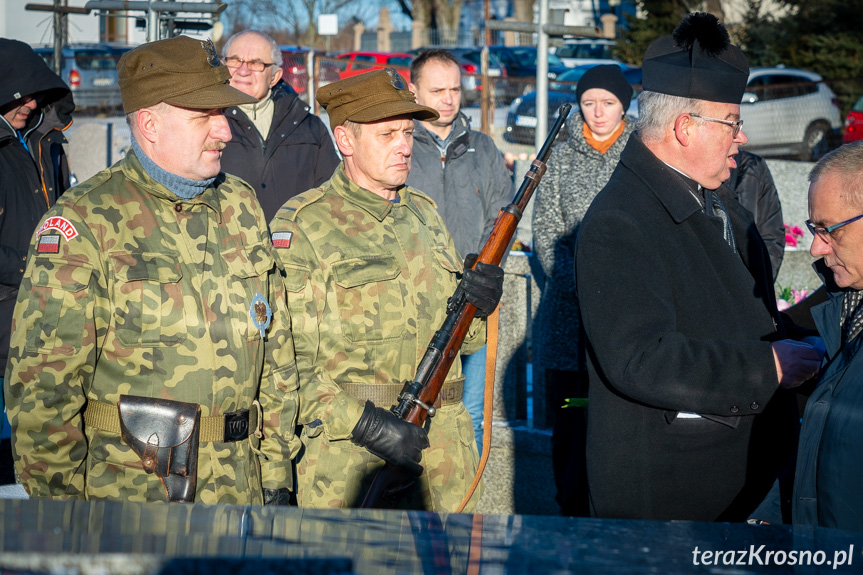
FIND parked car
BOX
[552,38,618,68]
[740,66,842,161]
[333,51,413,82]
[411,47,507,106]
[488,45,569,80]
[33,43,130,112]
[842,94,863,144]
[504,64,641,145]
[279,48,340,95]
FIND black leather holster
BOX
[118,395,201,503]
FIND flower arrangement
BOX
[785,223,805,247]
[776,284,809,311]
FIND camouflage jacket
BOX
[4,150,300,504]
[270,164,485,440]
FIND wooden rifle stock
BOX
[360,104,573,509]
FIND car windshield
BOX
[509,47,564,67]
[73,49,119,70]
[549,67,593,91]
[853,96,863,112]
[557,42,615,60]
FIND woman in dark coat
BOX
[532,65,635,516]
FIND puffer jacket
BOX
[0,38,75,373]
[532,115,635,371]
[726,150,785,280]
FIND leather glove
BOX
[351,400,429,475]
[462,253,504,318]
[263,487,292,506]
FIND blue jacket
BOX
[793,260,863,531]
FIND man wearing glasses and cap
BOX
[270,68,504,511]
[575,13,823,521]
[4,36,300,505]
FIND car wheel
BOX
[799,122,832,162]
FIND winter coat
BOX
[532,116,635,372]
[221,83,340,221]
[791,261,863,532]
[406,113,513,261]
[0,38,75,373]
[576,134,797,521]
[726,150,785,280]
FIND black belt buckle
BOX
[224,410,250,442]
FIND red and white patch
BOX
[36,216,79,241]
[37,234,61,253]
[272,231,292,248]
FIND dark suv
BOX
[33,44,130,112]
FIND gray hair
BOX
[636,90,707,143]
[222,30,283,68]
[809,141,863,209]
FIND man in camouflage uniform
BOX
[270,68,504,511]
[3,36,300,505]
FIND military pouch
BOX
[118,395,201,503]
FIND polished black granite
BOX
[0,498,861,574]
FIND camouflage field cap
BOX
[317,67,439,130]
[118,35,257,114]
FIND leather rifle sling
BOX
[457,304,499,513]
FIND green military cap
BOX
[317,67,439,131]
[118,35,257,114]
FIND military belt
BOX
[84,399,261,443]
[341,379,464,408]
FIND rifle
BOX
[360,104,573,509]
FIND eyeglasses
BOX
[223,56,275,72]
[688,113,744,138]
[805,214,863,240]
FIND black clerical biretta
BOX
[642,12,749,104]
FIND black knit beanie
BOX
[575,64,633,112]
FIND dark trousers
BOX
[548,368,590,517]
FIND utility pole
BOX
[25,1,91,75]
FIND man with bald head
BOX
[220,30,338,220]
[4,36,300,505]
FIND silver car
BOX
[33,44,130,112]
[740,66,842,161]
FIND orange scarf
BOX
[583,120,626,154]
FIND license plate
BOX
[515,115,537,128]
[92,77,113,87]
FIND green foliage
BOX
[613,0,690,66]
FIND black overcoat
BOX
[575,134,796,521]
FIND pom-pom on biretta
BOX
[641,12,749,104]
[672,12,730,57]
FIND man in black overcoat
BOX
[575,13,823,522]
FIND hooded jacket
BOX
[0,38,75,373]
[221,83,339,222]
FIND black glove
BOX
[351,400,429,475]
[462,253,504,318]
[263,487,292,506]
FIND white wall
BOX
[0,0,217,47]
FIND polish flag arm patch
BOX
[36,216,79,241]
[37,235,61,253]
[272,231,292,248]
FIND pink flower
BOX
[792,288,808,303]
[785,233,798,247]
[790,225,804,238]
[777,299,791,311]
